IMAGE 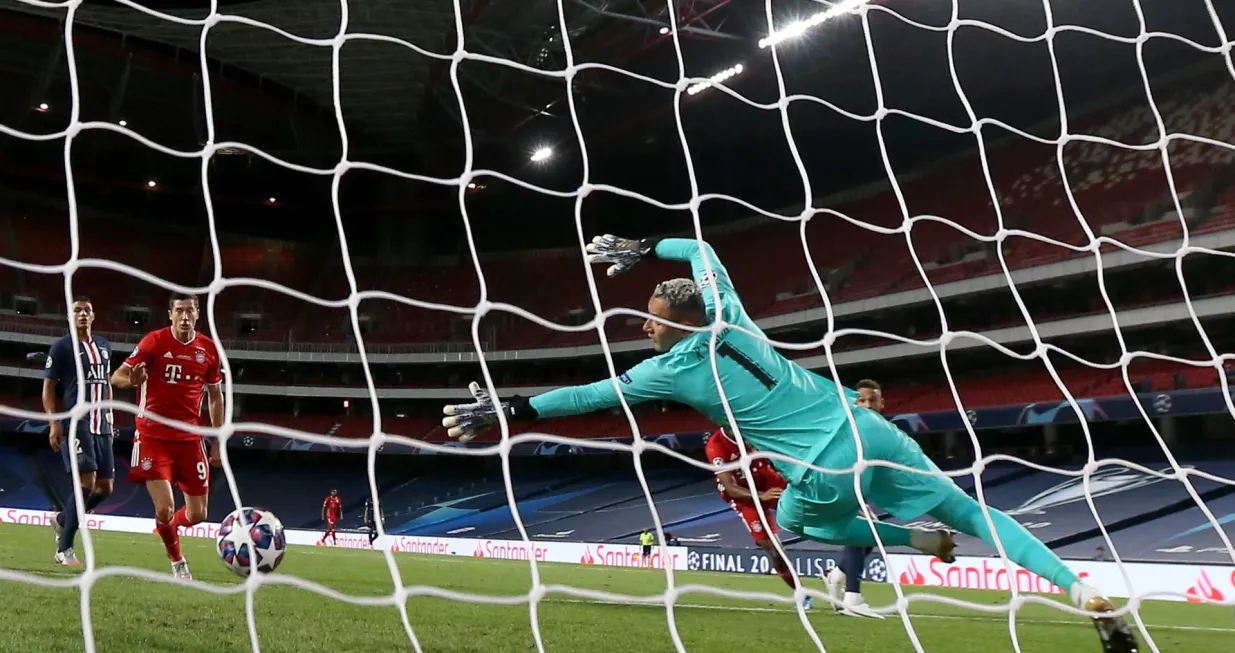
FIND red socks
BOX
[777,568,796,590]
[156,518,182,562]
[157,508,199,562]
[170,507,194,530]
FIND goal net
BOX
[2,0,1235,652]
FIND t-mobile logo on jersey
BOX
[164,363,183,384]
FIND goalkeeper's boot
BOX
[171,558,193,581]
[825,567,846,613]
[1085,596,1139,653]
[909,529,957,563]
[54,548,81,566]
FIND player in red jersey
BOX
[111,293,224,580]
[705,427,816,608]
[321,489,342,545]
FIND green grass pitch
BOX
[0,523,1230,652]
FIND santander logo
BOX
[899,559,926,585]
[579,547,596,565]
[473,542,486,558]
[1186,570,1224,603]
[896,556,1088,595]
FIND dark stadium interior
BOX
[0,0,1234,575]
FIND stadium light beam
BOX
[758,0,871,49]
[118,119,127,127]
[530,147,553,162]
[146,180,157,188]
[36,102,49,112]
[686,63,745,96]
[658,27,670,35]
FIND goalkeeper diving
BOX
[443,235,1138,653]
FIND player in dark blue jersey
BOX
[362,496,383,546]
[42,296,116,565]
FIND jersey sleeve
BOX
[43,339,65,382]
[704,434,728,470]
[204,344,223,385]
[529,357,674,419]
[653,238,740,316]
[126,332,158,367]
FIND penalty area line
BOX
[551,598,1235,633]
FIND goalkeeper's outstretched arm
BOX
[442,233,730,442]
[649,238,740,314]
[586,234,741,315]
[441,358,673,441]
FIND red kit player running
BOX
[705,427,814,610]
[111,293,224,580]
[321,489,342,545]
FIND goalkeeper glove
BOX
[441,382,535,443]
[585,234,657,277]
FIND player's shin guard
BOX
[929,491,1078,592]
[57,488,92,553]
[155,517,183,562]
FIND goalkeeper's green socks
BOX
[928,491,1080,593]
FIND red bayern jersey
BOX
[126,327,222,442]
[705,429,786,504]
[323,496,342,518]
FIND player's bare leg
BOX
[756,538,813,610]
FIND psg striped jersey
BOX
[125,327,222,442]
[44,333,114,435]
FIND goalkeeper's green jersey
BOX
[529,238,859,485]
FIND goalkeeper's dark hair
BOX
[70,295,92,306]
[856,379,881,391]
[652,278,706,323]
[168,292,199,309]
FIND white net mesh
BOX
[2,0,1235,652]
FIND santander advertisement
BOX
[885,553,1235,604]
[0,507,689,571]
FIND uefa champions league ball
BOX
[216,507,287,577]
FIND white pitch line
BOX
[551,598,1235,633]
[11,569,1234,634]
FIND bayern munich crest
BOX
[195,350,206,363]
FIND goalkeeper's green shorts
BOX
[775,408,963,539]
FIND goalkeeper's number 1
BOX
[718,342,777,391]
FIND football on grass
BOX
[216,507,287,577]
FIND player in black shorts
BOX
[363,496,383,546]
[639,529,654,565]
[42,297,116,565]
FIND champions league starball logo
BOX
[866,558,888,582]
[687,551,700,571]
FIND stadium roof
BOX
[1,0,1232,246]
[3,0,456,155]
